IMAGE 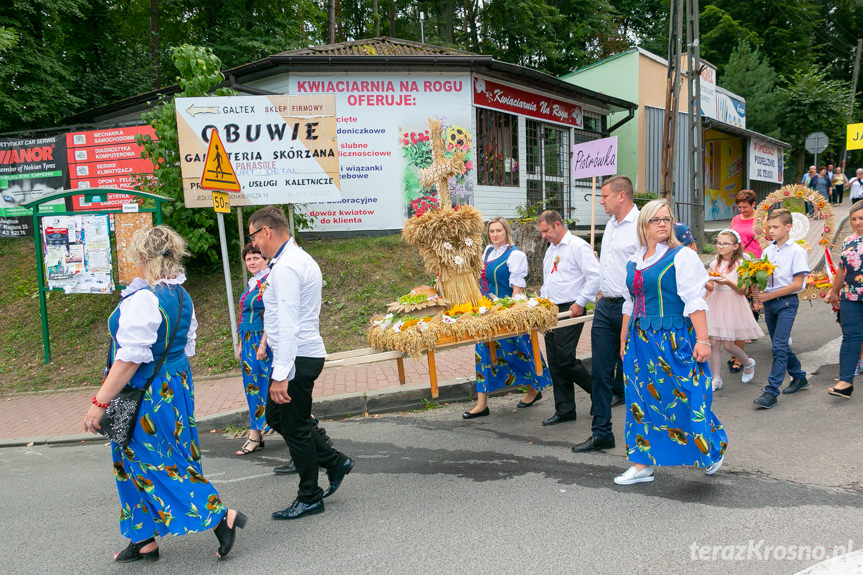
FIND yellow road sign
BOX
[200,128,241,192]
[212,191,230,213]
[847,122,863,151]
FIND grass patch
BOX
[0,234,428,394]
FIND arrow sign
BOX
[186,105,219,116]
[199,128,241,192]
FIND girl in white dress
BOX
[705,229,764,391]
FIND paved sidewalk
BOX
[0,324,592,442]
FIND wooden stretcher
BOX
[325,312,591,398]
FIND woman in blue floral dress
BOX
[615,200,727,485]
[825,200,863,398]
[234,243,272,454]
[82,226,246,562]
[462,217,553,419]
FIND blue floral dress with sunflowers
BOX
[623,245,727,468]
[109,281,226,540]
[474,245,553,393]
[237,271,272,430]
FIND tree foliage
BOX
[721,40,780,139]
[135,45,236,264]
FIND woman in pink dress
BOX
[727,189,761,372]
[705,229,764,392]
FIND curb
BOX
[0,356,592,446]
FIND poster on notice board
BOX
[41,214,114,293]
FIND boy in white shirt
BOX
[752,209,809,409]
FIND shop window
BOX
[526,120,570,215]
[476,108,519,187]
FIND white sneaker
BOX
[741,358,756,384]
[705,455,724,476]
[614,465,655,485]
[711,378,723,392]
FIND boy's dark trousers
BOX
[763,295,806,397]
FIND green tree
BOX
[775,68,852,177]
[135,45,236,264]
[721,40,780,139]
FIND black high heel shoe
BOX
[114,537,159,563]
[828,384,853,398]
[214,510,248,559]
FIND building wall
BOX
[561,51,639,190]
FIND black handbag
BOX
[99,288,184,446]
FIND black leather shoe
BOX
[273,462,297,475]
[782,378,809,394]
[272,499,324,520]
[753,392,778,409]
[610,394,625,408]
[571,435,615,452]
[462,407,490,419]
[542,412,577,426]
[517,391,542,408]
[323,458,355,498]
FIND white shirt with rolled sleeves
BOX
[540,231,600,306]
[263,238,327,382]
[622,243,709,317]
[762,240,809,293]
[600,205,640,298]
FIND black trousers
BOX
[589,297,623,439]
[266,356,346,503]
[544,302,592,416]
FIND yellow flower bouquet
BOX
[737,257,777,292]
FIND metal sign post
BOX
[201,129,240,351]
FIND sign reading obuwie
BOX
[175,95,340,208]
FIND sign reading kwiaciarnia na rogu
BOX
[175,95,341,207]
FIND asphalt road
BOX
[2,301,861,575]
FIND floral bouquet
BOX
[737,257,777,310]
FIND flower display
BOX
[737,257,777,292]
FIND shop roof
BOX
[703,117,789,148]
[63,37,636,126]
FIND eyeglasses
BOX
[715,242,734,247]
[248,226,269,240]
[647,217,672,225]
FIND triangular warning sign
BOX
[200,128,241,192]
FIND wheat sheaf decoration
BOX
[403,118,485,306]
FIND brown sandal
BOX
[235,437,264,455]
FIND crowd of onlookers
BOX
[800,164,863,216]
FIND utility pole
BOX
[684,0,704,244]
[840,38,862,171]
[328,0,335,43]
[661,0,683,209]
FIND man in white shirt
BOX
[849,168,863,202]
[248,206,353,520]
[538,210,601,425]
[573,176,639,452]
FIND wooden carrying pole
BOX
[590,176,597,249]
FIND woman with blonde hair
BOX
[463,217,553,418]
[81,226,246,562]
[616,200,727,485]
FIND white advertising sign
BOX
[288,72,474,231]
[717,91,746,129]
[174,95,340,207]
[699,62,717,120]
[749,138,783,184]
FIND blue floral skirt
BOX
[474,334,553,393]
[623,319,727,468]
[111,363,226,539]
[240,329,271,430]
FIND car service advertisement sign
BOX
[289,72,474,231]
[175,94,341,207]
[0,135,67,237]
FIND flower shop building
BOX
[68,37,636,233]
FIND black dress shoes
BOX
[273,461,297,475]
[610,394,625,408]
[272,499,324,520]
[571,435,616,453]
[542,412,577,426]
[517,391,543,408]
[462,407,490,419]
[323,458,355,498]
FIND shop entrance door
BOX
[526,120,571,216]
